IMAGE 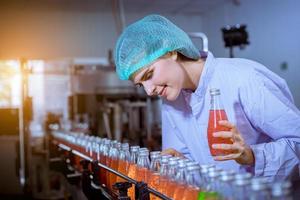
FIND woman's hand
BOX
[212,120,255,166]
[161,148,185,158]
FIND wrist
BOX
[236,146,255,166]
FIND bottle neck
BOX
[167,162,178,180]
[210,94,224,110]
[160,161,168,176]
[186,167,201,187]
[175,166,187,183]
[120,147,130,161]
[137,152,150,168]
[130,150,139,164]
[150,155,161,172]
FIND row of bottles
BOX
[52,131,293,200]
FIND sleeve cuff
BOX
[250,143,266,176]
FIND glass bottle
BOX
[109,142,121,189]
[218,170,235,200]
[249,177,271,200]
[166,158,179,197]
[148,151,161,200]
[158,155,170,195]
[206,168,220,193]
[116,143,130,183]
[199,164,215,190]
[136,150,150,183]
[99,138,110,186]
[106,140,118,190]
[271,180,293,200]
[127,145,140,200]
[207,88,233,156]
[182,164,201,200]
[232,172,252,200]
[173,159,188,200]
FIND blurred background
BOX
[0,0,299,199]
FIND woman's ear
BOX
[170,51,178,61]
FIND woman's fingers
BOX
[212,142,244,161]
[213,153,242,161]
[218,120,237,132]
[161,148,184,158]
[213,131,233,138]
[212,142,242,150]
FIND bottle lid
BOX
[234,172,252,180]
[168,159,178,166]
[139,147,148,152]
[234,178,250,186]
[177,160,187,168]
[120,143,128,150]
[168,157,180,162]
[208,170,220,178]
[96,137,102,143]
[251,177,269,191]
[209,88,220,95]
[130,145,140,152]
[150,151,161,157]
[161,157,169,164]
[200,165,215,174]
[187,164,200,172]
[271,181,292,197]
[139,150,149,156]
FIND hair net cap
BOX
[115,14,200,80]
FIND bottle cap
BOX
[209,88,220,95]
[271,181,292,197]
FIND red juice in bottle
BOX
[99,153,106,186]
[148,172,160,200]
[173,183,186,200]
[127,163,137,199]
[207,88,233,156]
[116,160,129,183]
[166,179,177,197]
[110,158,119,188]
[182,186,200,200]
[116,143,130,183]
[158,175,168,195]
[106,156,112,188]
[136,167,149,183]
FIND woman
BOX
[114,14,300,181]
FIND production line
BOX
[49,130,295,200]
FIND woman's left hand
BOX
[212,120,255,166]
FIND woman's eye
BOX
[145,71,153,80]
[136,83,143,88]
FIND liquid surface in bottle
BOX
[207,109,233,156]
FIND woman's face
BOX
[132,55,185,101]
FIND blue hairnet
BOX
[114,14,200,80]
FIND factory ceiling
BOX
[1,0,234,15]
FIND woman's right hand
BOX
[161,148,185,158]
